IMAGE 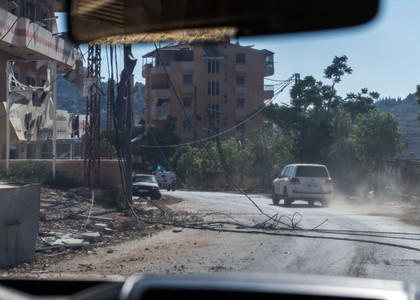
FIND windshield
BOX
[295,166,329,178]
[134,175,157,183]
[1,0,420,286]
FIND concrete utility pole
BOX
[124,45,133,208]
[51,60,57,180]
[5,61,11,173]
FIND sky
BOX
[57,0,420,104]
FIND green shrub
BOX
[1,160,52,184]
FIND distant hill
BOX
[56,76,145,129]
[375,94,420,158]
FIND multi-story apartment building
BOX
[142,42,274,143]
[0,0,82,159]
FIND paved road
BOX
[154,190,420,281]
[49,190,420,282]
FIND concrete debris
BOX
[1,187,182,276]
[68,213,115,222]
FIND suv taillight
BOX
[325,178,333,185]
[290,177,300,184]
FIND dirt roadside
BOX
[1,187,183,279]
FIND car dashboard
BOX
[0,274,418,300]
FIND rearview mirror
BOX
[68,0,380,44]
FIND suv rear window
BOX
[295,166,328,177]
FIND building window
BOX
[265,54,274,68]
[183,97,192,108]
[236,53,246,64]
[203,43,221,57]
[25,1,36,20]
[207,82,220,95]
[207,104,219,118]
[27,75,36,86]
[183,74,193,85]
[236,98,245,108]
[236,76,245,85]
[8,0,18,15]
[175,50,193,61]
[208,59,219,73]
[40,9,51,30]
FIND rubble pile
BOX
[1,187,181,277]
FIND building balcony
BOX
[235,85,247,94]
[151,65,170,74]
[0,11,81,72]
[182,61,194,69]
[151,88,170,98]
[264,85,274,99]
[235,63,248,72]
[181,85,194,93]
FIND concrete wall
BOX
[0,159,123,189]
[0,184,40,267]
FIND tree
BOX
[139,116,181,170]
[324,55,353,112]
[353,109,408,192]
[415,85,420,123]
[343,88,378,120]
[251,127,293,186]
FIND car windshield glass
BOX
[134,176,156,183]
[3,0,420,285]
[295,166,328,177]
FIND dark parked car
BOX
[133,174,161,200]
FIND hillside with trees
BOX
[375,94,419,158]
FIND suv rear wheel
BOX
[284,188,291,207]
[272,188,279,205]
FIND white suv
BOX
[272,164,333,207]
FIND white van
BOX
[154,170,177,191]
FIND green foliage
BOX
[139,116,181,169]
[353,109,408,167]
[0,160,52,184]
[258,55,407,191]
[415,85,420,123]
[344,88,378,120]
[251,127,293,182]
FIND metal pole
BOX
[52,61,57,180]
[5,61,11,173]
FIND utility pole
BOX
[5,62,11,173]
[124,45,133,208]
[84,44,102,188]
[115,45,137,208]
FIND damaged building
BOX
[0,0,83,160]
